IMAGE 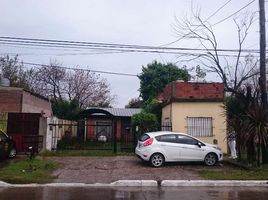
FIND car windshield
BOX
[139,134,150,142]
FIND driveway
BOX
[48,156,228,183]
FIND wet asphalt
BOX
[0,187,268,200]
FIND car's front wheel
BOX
[8,147,17,159]
[150,153,165,167]
[204,153,217,166]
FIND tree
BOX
[64,69,114,108]
[125,97,142,108]
[132,111,158,138]
[174,11,257,95]
[0,55,31,89]
[51,98,80,120]
[242,101,268,166]
[138,61,190,103]
[1,55,115,118]
[33,60,66,102]
[31,61,114,109]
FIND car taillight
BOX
[143,138,153,146]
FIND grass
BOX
[198,164,268,180]
[41,149,135,157]
[0,158,59,184]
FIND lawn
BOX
[198,164,268,180]
[0,158,59,184]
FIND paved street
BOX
[48,156,231,183]
[1,187,268,200]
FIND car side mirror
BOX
[197,142,202,148]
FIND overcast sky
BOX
[0,0,262,107]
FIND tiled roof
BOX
[86,107,142,117]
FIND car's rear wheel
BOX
[8,147,17,159]
[150,153,164,167]
[204,153,217,166]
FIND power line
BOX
[21,61,138,77]
[0,50,260,58]
[206,0,233,21]
[161,0,255,47]
[0,36,263,53]
[212,0,256,26]
[161,0,233,47]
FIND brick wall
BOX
[158,81,224,102]
[22,91,52,117]
[0,87,22,112]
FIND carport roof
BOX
[85,107,142,117]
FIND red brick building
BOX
[158,81,224,103]
[0,86,52,152]
[0,86,52,117]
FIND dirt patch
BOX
[47,156,231,183]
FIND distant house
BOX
[80,107,141,142]
[0,86,52,152]
[158,81,227,153]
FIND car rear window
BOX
[155,134,177,143]
[139,134,150,142]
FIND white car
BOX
[135,131,223,167]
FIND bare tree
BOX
[174,11,258,95]
[33,60,66,103]
[0,55,31,89]
[64,69,114,108]
[1,55,115,109]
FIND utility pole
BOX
[259,0,267,116]
[259,0,268,164]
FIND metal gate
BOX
[49,121,116,151]
[49,120,137,153]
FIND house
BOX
[158,81,227,153]
[0,86,52,152]
[80,107,141,142]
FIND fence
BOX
[47,119,136,153]
[46,118,172,153]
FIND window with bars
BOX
[186,117,213,137]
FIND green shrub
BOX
[57,136,83,150]
[132,111,158,139]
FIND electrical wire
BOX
[211,0,256,26]
[0,37,262,53]
[21,61,139,77]
[161,0,255,47]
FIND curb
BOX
[0,181,11,187]
[0,180,157,188]
[161,180,268,187]
[1,180,268,188]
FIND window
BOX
[96,121,112,139]
[177,135,199,145]
[155,134,177,143]
[186,117,213,137]
[139,134,150,142]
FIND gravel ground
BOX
[47,156,230,184]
